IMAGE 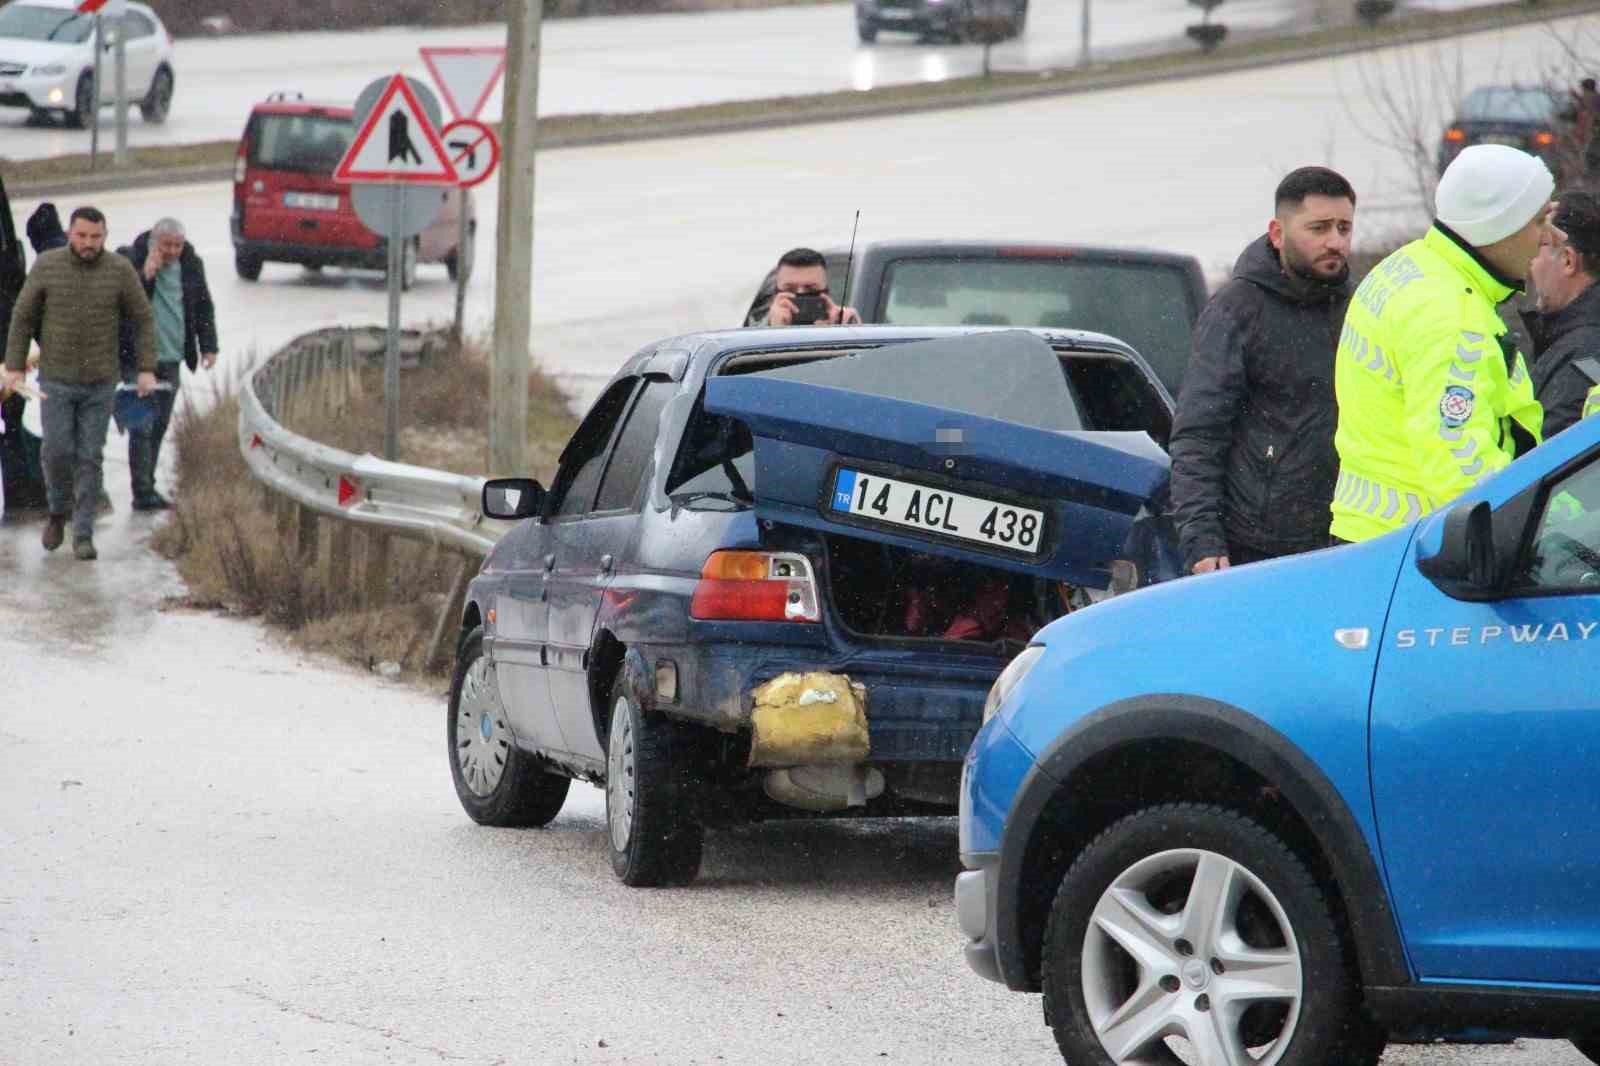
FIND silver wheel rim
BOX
[402,240,417,287]
[454,657,509,797]
[1081,848,1303,1066]
[606,696,636,852]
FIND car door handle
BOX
[543,553,555,572]
[600,554,614,575]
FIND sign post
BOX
[421,47,507,349]
[333,74,458,460]
[494,5,541,479]
[75,0,125,167]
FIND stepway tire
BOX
[605,679,704,887]
[1041,803,1374,1066]
[447,626,570,827]
[68,72,94,130]
[140,64,173,123]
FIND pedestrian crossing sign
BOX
[333,74,460,185]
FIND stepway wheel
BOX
[605,679,704,887]
[140,64,174,123]
[447,626,570,827]
[1041,803,1374,1066]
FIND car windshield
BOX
[1460,86,1557,122]
[250,113,354,173]
[877,256,1193,389]
[0,3,93,42]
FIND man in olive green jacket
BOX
[2,206,155,559]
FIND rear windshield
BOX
[0,3,93,42]
[877,256,1195,392]
[1461,87,1557,123]
[249,113,354,173]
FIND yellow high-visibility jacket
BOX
[1584,384,1600,420]
[1330,225,1542,542]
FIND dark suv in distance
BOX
[448,327,1180,886]
[855,0,1025,43]
[1437,84,1569,176]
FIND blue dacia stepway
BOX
[957,410,1600,1065]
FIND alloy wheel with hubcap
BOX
[446,626,570,827]
[69,73,95,129]
[1042,804,1373,1066]
[141,66,173,123]
[604,680,704,887]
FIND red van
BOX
[230,92,474,290]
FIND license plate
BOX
[284,192,339,211]
[1478,134,1523,147]
[829,468,1044,556]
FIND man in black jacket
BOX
[117,217,218,511]
[1530,190,1600,436]
[1169,166,1356,573]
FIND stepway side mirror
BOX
[1417,500,1501,598]
[483,477,545,520]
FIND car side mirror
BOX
[1416,500,1502,598]
[483,477,545,520]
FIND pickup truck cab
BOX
[743,240,1208,397]
[959,412,1600,1064]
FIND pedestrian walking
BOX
[0,173,45,519]
[1330,145,1551,544]
[1168,166,1356,573]
[1529,190,1600,437]
[117,217,219,511]
[2,207,156,560]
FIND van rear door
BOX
[239,110,373,249]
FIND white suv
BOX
[0,0,174,128]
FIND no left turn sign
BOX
[439,118,500,188]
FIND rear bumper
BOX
[232,235,387,271]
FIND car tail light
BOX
[690,550,820,623]
[1533,130,1556,147]
[234,143,248,184]
[1443,127,1467,142]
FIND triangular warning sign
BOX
[333,75,460,185]
[420,47,506,121]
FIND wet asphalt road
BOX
[1,437,1593,1066]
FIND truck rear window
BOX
[879,257,1194,391]
[249,114,353,173]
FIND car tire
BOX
[140,64,174,124]
[391,237,419,292]
[235,252,262,281]
[857,18,878,42]
[67,72,95,130]
[448,625,571,827]
[1041,803,1372,1066]
[605,678,704,887]
[445,222,475,282]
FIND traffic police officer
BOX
[1330,145,1552,542]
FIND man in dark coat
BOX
[1529,190,1600,437]
[1169,166,1357,573]
[0,183,48,518]
[117,217,219,510]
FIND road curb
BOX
[9,0,1598,199]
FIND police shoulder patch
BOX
[1440,385,1475,427]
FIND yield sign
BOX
[333,75,459,185]
[419,47,506,121]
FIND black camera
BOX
[787,292,831,325]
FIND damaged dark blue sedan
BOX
[447,327,1178,886]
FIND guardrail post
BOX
[276,491,294,538]
[364,531,390,608]
[426,555,474,671]
[296,503,319,564]
[328,521,354,609]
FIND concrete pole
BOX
[1079,0,1090,67]
[89,15,102,170]
[491,0,542,478]
[113,11,127,166]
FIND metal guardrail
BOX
[237,327,516,669]
[238,326,513,558]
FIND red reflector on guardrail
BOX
[338,476,361,507]
[249,433,263,449]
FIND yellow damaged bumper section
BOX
[749,672,885,812]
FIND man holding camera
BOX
[762,247,861,326]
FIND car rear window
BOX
[0,4,93,43]
[249,113,354,173]
[1461,87,1557,123]
[877,257,1194,389]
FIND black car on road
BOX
[855,0,1026,43]
[448,326,1179,887]
[1437,84,1569,176]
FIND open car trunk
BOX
[698,331,1178,645]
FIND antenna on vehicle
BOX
[839,210,861,321]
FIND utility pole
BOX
[1079,0,1090,67]
[490,0,541,477]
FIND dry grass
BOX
[150,335,578,681]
